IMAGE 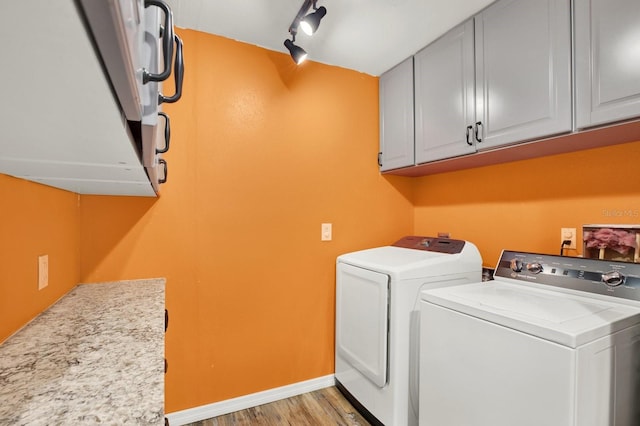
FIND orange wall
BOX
[413,140,640,267]
[79,30,414,412]
[0,174,80,343]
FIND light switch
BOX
[321,223,332,241]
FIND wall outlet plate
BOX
[38,255,49,290]
[561,228,577,250]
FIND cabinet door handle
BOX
[143,0,174,84]
[156,112,171,154]
[377,152,383,167]
[466,125,473,145]
[159,33,184,104]
[158,158,168,184]
[474,121,483,143]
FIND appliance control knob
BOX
[510,259,523,272]
[602,271,625,287]
[526,262,543,274]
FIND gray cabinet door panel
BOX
[475,0,572,149]
[575,0,640,129]
[379,57,414,171]
[415,20,476,163]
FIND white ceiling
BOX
[164,0,496,76]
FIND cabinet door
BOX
[575,0,640,129]
[379,57,414,171]
[475,0,571,149]
[415,20,476,163]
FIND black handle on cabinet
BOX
[156,112,171,154]
[158,158,168,184]
[164,309,168,332]
[474,121,483,143]
[466,125,473,145]
[164,358,168,373]
[377,152,382,167]
[159,34,184,104]
[143,0,174,84]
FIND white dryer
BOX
[335,236,482,426]
[419,250,640,426]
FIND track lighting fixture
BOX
[284,0,327,65]
[284,36,308,65]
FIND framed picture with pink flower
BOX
[583,225,640,263]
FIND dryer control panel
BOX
[392,236,465,254]
[495,250,640,302]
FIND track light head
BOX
[300,6,327,36]
[284,38,308,65]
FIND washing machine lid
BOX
[421,282,640,348]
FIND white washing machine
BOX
[335,236,482,426]
[419,250,640,426]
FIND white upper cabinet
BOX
[415,20,476,163]
[379,57,414,172]
[412,0,572,164]
[574,0,640,129]
[0,0,157,196]
[474,0,572,149]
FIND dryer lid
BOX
[421,282,640,348]
[337,242,482,280]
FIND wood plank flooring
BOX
[185,386,371,426]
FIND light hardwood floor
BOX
[185,386,371,426]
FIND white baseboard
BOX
[166,374,336,425]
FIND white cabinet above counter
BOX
[0,0,152,196]
[0,0,179,196]
[380,0,640,176]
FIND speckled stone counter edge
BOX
[0,278,165,426]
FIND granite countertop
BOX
[0,279,165,425]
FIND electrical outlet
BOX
[38,255,49,290]
[321,223,332,241]
[561,228,577,250]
